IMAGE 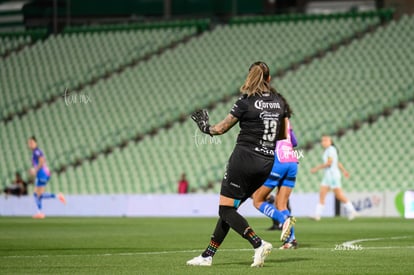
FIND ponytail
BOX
[240,61,270,97]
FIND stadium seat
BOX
[4,14,414,194]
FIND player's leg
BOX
[276,186,292,211]
[187,195,272,267]
[219,203,272,267]
[252,161,289,227]
[32,176,65,219]
[265,193,280,230]
[276,162,297,242]
[333,187,348,203]
[333,187,357,220]
[33,181,46,218]
[187,217,229,266]
[38,176,66,204]
[280,206,297,249]
[40,191,56,199]
[277,186,296,242]
[268,187,292,230]
[37,177,56,203]
[187,164,236,266]
[315,184,330,220]
[220,150,272,267]
[219,195,264,249]
[253,185,286,226]
[40,190,66,203]
[275,162,298,213]
[188,148,272,267]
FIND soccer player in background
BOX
[310,135,357,220]
[253,118,299,249]
[187,62,288,267]
[28,136,66,219]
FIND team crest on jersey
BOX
[254,100,280,110]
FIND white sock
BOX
[315,203,324,217]
[344,201,356,213]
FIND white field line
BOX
[1,244,414,259]
[341,236,410,249]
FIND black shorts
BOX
[220,145,274,201]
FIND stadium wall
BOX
[0,192,406,217]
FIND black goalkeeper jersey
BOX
[230,91,288,158]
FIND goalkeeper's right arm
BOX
[209,114,238,135]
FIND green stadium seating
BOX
[0,35,31,55]
[297,101,414,192]
[4,14,413,194]
[1,15,380,190]
[279,14,414,147]
[0,26,197,120]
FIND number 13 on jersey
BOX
[263,119,277,142]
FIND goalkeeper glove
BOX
[191,109,211,136]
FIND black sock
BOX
[219,205,262,249]
[242,227,262,249]
[201,218,230,257]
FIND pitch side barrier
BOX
[0,192,406,217]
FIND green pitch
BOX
[0,217,413,274]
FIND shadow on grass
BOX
[268,257,314,263]
[214,257,313,267]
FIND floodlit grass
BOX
[0,217,413,274]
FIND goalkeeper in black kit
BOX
[186,61,290,267]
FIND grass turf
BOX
[0,217,413,274]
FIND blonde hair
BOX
[240,64,270,97]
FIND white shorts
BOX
[321,175,341,189]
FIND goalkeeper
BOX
[186,61,289,268]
